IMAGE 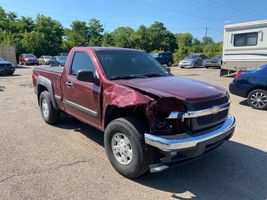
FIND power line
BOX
[127,0,226,23]
[1,3,222,33]
[192,0,266,19]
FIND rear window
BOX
[25,54,36,58]
[234,32,258,47]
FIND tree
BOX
[202,36,214,45]
[34,15,63,55]
[102,32,114,46]
[173,33,193,63]
[88,18,104,46]
[111,27,135,48]
[133,25,149,51]
[15,16,35,33]
[66,20,88,47]
[21,31,46,57]
[146,21,176,52]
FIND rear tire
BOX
[104,117,155,179]
[167,60,172,67]
[39,91,60,124]
[247,89,267,110]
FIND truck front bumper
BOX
[145,115,235,151]
[145,115,235,172]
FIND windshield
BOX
[25,54,36,58]
[185,54,198,59]
[213,55,222,59]
[149,53,159,58]
[95,50,169,80]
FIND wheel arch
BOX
[37,76,59,110]
[246,86,267,97]
[104,105,148,130]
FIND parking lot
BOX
[0,66,266,200]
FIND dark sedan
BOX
[0,57,15,76]
[49,56,67,66]
[229,64,267,110]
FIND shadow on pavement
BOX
[54,117,267,200]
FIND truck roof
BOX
[75,47,143,52]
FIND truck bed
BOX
[35,66,64,74]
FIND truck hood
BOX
[114,76,226,103]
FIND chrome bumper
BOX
[145,115,235,151]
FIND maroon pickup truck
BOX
[32,47,236,178]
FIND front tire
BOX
[247,89,267,110]
[104,117,155,179]
[39,91,60,124]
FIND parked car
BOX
[204,55,222,68]
[38,55,53,65]
[151,52,173,66]
[179,53,208,68]
[58,52,68,56]
[19,54,39,65]
[229,64,267,110]
[49,56,67,66]
[32,47,235,179]
[0,57,15,75]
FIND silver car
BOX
[203,55,222,68]
[38,55,53,65]
[179,54,207,68]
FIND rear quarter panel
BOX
[32,68,64,109]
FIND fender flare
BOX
[37,76,59,110]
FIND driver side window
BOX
[70,52,95,76]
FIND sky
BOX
[1,0,267,42]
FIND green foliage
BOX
[0,6,222,61]
[173,33,222,63]
[21,31,46,56]
[88,18,104,46]
[111,27,135,48]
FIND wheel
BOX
[104,117,155,179]
[247,89,267,110]
[39,91,60,124]
[167,60,172,67]
[205,65,209,69]
[193,62,198,68]
[7,72,14,76]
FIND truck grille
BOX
[186,96,229,132]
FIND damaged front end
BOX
[102,81,188,135]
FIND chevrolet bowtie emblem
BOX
[211,106,220,114]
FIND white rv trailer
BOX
[221,20,267,76]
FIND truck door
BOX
[63,51,101,128]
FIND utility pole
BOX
[205,27,209,45]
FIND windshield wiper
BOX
[143,72,169,78]
[109,75,146,80]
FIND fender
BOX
[37,76,59,110]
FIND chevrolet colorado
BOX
[32,47,236,178]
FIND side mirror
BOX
[77,70,95,83]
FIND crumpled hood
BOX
[114,76,226,103]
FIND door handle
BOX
[66,81,73,87]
